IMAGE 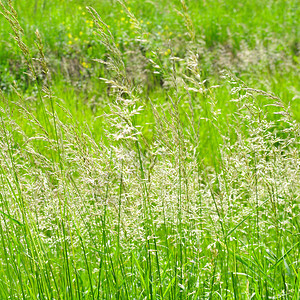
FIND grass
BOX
[0,0,299,299]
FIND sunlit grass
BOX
[0,0,299,299]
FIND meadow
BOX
[0,0,299,299]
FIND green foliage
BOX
[0,0,299,299]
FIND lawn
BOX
[0,0,299,299]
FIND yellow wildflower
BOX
[81,61,89,68]
[164,48,171,56]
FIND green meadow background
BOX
[0,0,299,299]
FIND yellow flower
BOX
[81,61,89,68]
[74,37,78,41]
[78,6,82,10]
[121,17,125,21]
[146,21,150,25]
[68,33,72,39]
[79,31,83,36]
[82,12,86,15]
[164,48,171,56]
[68,40,72,45]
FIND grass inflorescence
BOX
[0,0,299,299]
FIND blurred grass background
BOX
[1,0,299,99]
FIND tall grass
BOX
[0,0,299,299]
